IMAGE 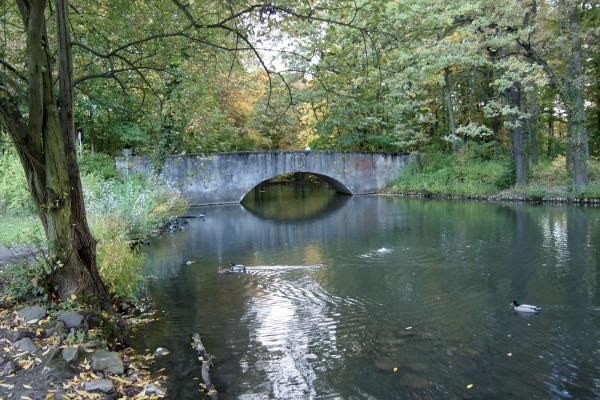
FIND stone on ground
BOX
[14,337,38,353]
[62,346,79,364]
[91,350,124,374]
[57,311,85,328]
[17,305,46,323]
[84,379,114,393]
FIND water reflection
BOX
[132,189,600,399]
[242,183,349,222]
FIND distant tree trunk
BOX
[510,85,528,187]
[566,2,588,191]
[444,68,459,153]
[526,91,539,165]
[1,0,110,304]
[521,0,589,191]
[547,116,554,158]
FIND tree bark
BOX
[444,68,459,153]
[566,1,588,192]
[510,85,528,187]
[526,91,539,165]
[1,0,110,305]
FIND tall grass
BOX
[394,149,600,199]
[0,148,188,299]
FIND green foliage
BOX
[0,148,35,214]
[78,152,118,179]
[394,153,512,196]
[2,256,54,301]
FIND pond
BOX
[131,184,600,399]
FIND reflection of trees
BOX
[242,182,349,222]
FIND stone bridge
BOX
[116,151,411,205]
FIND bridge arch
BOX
[239,171,353,203]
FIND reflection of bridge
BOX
[117,151,411,205]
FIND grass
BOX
[393,149,600,199]
[0,148,188,300]
[394,153,512,196]
[0,215,44,246]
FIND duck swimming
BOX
[512,300,541,313]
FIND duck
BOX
[512,300,541,313]
[229,263,247,273]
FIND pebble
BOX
[62,346,79,364]
[57,311,85,328]
[91,350,124,374]
[144,384,166,396]
[153,347,170,358]
[17,305,47,323]
[15,337,38,353]
[84,379,114,393]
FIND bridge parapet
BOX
[116,151,411,205]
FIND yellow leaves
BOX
[23,383,33,389]
[0,382,15,389]
[109,375,133,385]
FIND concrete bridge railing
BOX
[116,151,412,205]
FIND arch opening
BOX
[239,172,353,204]
[240,172,352,221]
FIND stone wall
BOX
[116,151,411,205]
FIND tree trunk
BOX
[566,2,588,192]
[1,0,110,305]
[510,85,528,187]
[526,91,539,165]
[444,68,459,153]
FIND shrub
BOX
[93,217,144,299]
[78,152,118,179]
[0,148,35,214]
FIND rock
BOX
[17,305,47,322]
[153,347,170,358]
[91,350,124,374]
[44,320,67,339]
[84,379,114,393]
[144,384,166,396]
[57,311,85,328]
[0,328,34,342]
[1,360,16,376]
[62,347,79,364]
[15,337,38,353]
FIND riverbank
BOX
[391,153,600,204]
[0,298,168,399]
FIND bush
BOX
[0,148,35,214]
[93,217,144,299]
[78,152,118,179]
[394,153,510,196]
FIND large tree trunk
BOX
[2,0,110,305]
[510,85,528,187]
[444,68,459,153]
[566,2,588,192]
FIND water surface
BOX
[132,185,600,399]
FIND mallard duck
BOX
[512,300,541,313]
[229,263,247,273]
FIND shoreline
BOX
[380,191,600,206]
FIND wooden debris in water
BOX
[191,333,218,400]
